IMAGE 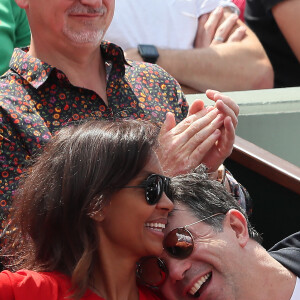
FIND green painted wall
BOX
[237,112,300,167]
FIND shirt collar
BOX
[9,41,128,89]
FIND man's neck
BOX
[28,40,108,105]
[245,247,297,300]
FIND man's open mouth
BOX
[188,272,212,298]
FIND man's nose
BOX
[80,0,103,7]
[167,257,191,283]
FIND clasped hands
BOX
[156,89,239,177]
[194,6,246,48]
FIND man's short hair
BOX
[170,165,262,243]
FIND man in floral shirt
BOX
[0,0,243,232]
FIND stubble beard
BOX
[63,24,105,45]
[63,5,107,45]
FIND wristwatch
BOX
[138,44,159,64]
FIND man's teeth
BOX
[145,223,166,231]
[189,273,211,296]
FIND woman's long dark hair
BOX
[2,119,159,298]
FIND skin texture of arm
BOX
[157,8,274,92]
[125,7,274,93]
[272,0,300,62]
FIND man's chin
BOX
[63,29,104,47]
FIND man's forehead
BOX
[166,203,196,231]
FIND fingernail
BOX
[217,114,224,120]
[230,14,238,20]
[214,114,224,122]
[214,129,221,135]
[214,6,222,14]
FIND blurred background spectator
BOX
[233,0,246,21]
[104,0,273,94]
[245,0,300,88]
[0,0,30,75]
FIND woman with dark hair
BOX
[0,119,173,300]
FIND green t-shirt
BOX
[0,0,31,75]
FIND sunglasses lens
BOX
[163,228,194,259]
[145,175,163,205]
[164,178,172,201]
[136,256,168,287]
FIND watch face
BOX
[138,44,159,63]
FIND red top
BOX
[0,269,161,300]
[232,0,245,21]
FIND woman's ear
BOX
[88,195,108,222]
[90,211,105,222]
[226,209,249,248]
[14,0,29,9]
[89,210,105,223]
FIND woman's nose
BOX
[157,193,174,212]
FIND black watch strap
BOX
[138,44,159,64]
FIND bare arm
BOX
[272,0,300,62]
[125,7,274,92]
[157,8,273,92]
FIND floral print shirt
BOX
[0,41,188,229]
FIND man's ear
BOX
[226,209,249,248]
[14,0,29,9]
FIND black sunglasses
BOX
[136,256,168,288]
[122,174,172,205]
[136,213,225,287]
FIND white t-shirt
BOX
[290,277,300,300]
[105,0,239,50]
